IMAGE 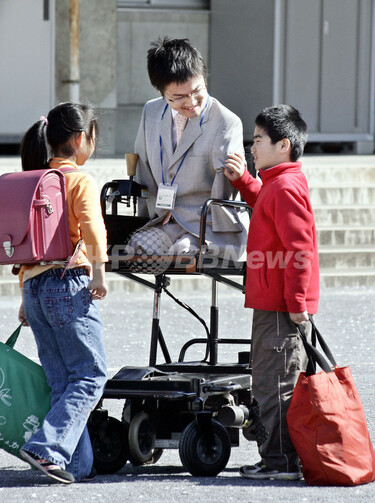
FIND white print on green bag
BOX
[23,415,41,442]
[0,367,12,407]
[0,433,20,452]
[0,414,41,451]
[0,367,41,452]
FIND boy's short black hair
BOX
[255,105,308,161]
[147,37,207,92]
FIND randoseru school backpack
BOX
[0,168,72,266]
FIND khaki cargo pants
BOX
[251,309,312,473]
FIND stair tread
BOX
[309,184,375,187]
[313,204,375,208]
[317,224,375,228]
[320,268,375,276]
[319,246,375,252]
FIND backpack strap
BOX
[55,166,85,277]
[59,166,79,175]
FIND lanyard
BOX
[159,96,210,186]
[160,139,188,185]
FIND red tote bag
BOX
[287,317,375,486]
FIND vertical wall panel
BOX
[283,0,321,132]
[320,0,358,133]
[210,0,275,142]
[0,0,55,137]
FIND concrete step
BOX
[313,206,375,226]
[319,268,375,287]
[0,272,216,296]
[318,246,375,269]
[2,249,373,282]
[1,268,374,295]
[316,226,375,246]
[302,155,375,185]
[0,155,374,293]
[0,265,14,277]
[0,157,127,191]
[309,186,375,205]
[2,155,375,186]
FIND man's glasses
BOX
[164,85,206,104]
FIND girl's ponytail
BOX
[21,119,49,171]
[20,102,97,171]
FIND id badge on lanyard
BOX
[156,97,209,211]
[156,183,178,209]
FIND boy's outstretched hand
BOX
[224,152,246,181]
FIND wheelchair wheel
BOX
[90,416,129,474]
[128,411,163,466]
[179,419,231,477]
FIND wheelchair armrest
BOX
[198,199,251,252]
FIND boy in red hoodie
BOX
[224,105,319,480]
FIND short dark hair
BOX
[21,102,98,171]
[147,36,207,92]
[255,105,308,161]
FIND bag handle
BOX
[5,323,23,348]
[309,315,337,366]
[296,316,337,376]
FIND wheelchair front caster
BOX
[89,414,129,474]
[179,418,231,476]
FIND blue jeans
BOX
[22,268,107,481]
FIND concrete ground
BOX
[0,281,375,502]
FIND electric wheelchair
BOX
[88,155,266,477]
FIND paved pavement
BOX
[0,281,375,502]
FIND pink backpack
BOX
[0,168,72,265]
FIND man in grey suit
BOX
[130,37,248,261]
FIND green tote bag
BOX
[0,324,51,458]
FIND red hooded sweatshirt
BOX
[232,162,319,314]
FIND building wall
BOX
[55,0,118,154]
[209,0,375,152]
[210,0,275,143]
[0,0,55,141]
[1,1,374,155]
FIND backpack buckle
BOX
[45,201,54,215]
[3,240,14,258]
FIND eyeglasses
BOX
[164,85,207,104]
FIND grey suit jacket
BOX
[134,96,248,259]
